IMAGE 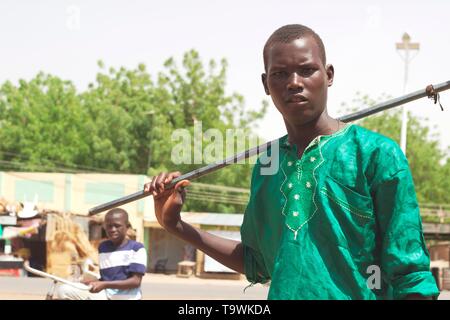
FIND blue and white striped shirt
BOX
[98,240,147,300]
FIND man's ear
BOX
[261,73,270,95]
[326,64,334,87]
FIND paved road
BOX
[0,274,269,300]
[437,290,450,300]
[0,274,448,300]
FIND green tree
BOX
[150,50,267,212]
[80,61,155,173]
[0,73,93,172]
[0,50,268,213]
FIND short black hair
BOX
[263,24,327,71]
[105,208,129,225]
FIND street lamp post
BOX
[143,110,155,171]
[396,33,420,155]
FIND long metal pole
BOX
[396,33,420,155]
[400,48,410,154]
[89,81,450,216]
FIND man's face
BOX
[262,36,334,127]
[104,213,128,245]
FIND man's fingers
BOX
[150,175,159,196]
[155,173,168,193]
[144,176,162,194]
[151,173,167,195]
[165,171,182,184]
[145,172,184,198]
[168,180,190,206]
[174,180,190,192]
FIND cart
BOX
[23,261,93,299]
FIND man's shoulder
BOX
[348,125,410,179]
[349,124,403,155]
[348,124,393,143]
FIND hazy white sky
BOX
[1,0,449,151]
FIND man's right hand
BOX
[143,172,190,231]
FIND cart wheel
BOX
[45,280,58,300]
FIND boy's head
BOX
[104,208,129,245]
[262,24,334,127]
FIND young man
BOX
[144,24,439,300]
[56,208,147,300]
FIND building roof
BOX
[144,212,243,227]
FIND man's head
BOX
[262,24,334,127]
[104,208,129,245]
[263,24,327,71]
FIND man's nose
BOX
[287,72,303,91]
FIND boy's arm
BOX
[144,172,244,274]
[89,274,143,293]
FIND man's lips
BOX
[286,94,308,103]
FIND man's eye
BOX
[301,68,316,76]
[272,71,286,77]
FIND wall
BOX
[429,243,450,262]
[147,227,187,272]
[0,171,155,242]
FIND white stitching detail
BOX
[320,189,374,220]
[285,124,354,237]
[279,155,288,217]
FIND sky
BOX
[1,0,449,152]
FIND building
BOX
[0,171,153,275]
[0,171,152,242]
[0,171,246,279]
[144,212,243,278]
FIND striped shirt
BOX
[98,240,147,300]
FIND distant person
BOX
[144,24,439,299]
[56,208,147,300]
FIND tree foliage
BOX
[0,73,93,171]
[0,50,267,212]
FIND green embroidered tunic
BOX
[241,124,439,299]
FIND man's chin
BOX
[283,110,316,125]
[110,237,125,244]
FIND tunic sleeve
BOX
[371,142,439,299]
[240,162,271,285]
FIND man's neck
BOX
[111,238,129,248]
[284,112,340,153]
